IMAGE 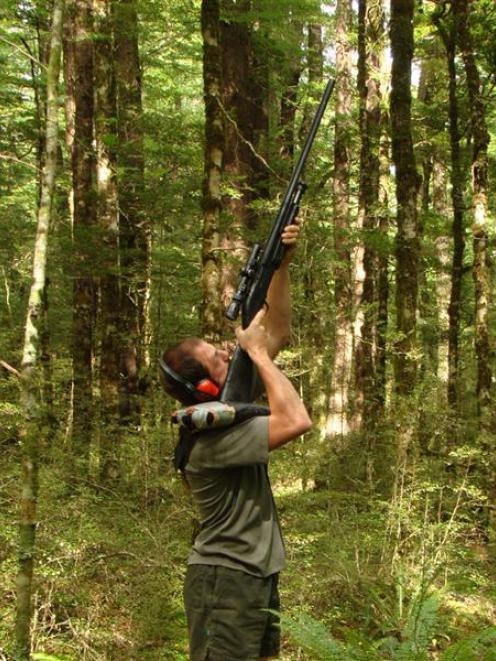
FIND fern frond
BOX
[278,611,360,661]
[403,591,439,652]
[439,627,496,661]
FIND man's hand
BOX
[235,308,270,359]
[280,219,301,267]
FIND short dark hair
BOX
[159,337,210,405]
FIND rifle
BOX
[220,78,335,403]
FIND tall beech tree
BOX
[389,0,419,399]
[114,0,149,420]
[279,18,303,161]
[432,5,466,414]
[201,0,225,340]
[353,0,385,436]
[219,0,264,308]
[71,0,96,470]
[94,0,121,479]
[453,0,492,424]
[324,0,353,440]
[300,12,327,434]
[15,0,64,654]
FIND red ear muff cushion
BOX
[196,379,220,399]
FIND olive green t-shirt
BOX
[185,417,285,577]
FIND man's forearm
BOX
[265,264,292,357]
[249,347,311,449]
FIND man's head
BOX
[159,337,230,405]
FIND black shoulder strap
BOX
[173,427,196,473]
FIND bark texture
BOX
[71,0,96,470]
[454,0,492,422]
[325,0,353,440]
[15,0,64,654]
[201,0,224,341]
[219,0,266,310]
[95,0,121,480]
[390,0,420,397]
[433,6,466,413]
[353,0,385,435]
[114,0,149,420]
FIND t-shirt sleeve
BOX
[189,417,269,469]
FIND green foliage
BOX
[279,597,496,661]
[278,611,356,660]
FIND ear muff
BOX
[158,358,219,402]
[195,378,220,399]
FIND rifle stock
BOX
[220,79,335,403]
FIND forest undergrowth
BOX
[1,413,496,660]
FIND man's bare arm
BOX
[236,308,311,449]
[264,221,300,358]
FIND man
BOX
[160,223,311,660]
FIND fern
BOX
[439,627,496,661]
[277,611,361,660]
[277,604,496,661]
[402,591,439,654]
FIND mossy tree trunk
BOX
[301,12,327,438]
[279,18,303,162]
[353,0,385,441]
[389,0,419,488]
[15,0,64,655]
[453,0,494,544]
[71,0,96,473]
[219,0,262,308]
[390,0,419,399]
[201,0,225,341]
[114,0,149,422]
[432,160,451,388]
[95,0,121,480]
[433,7,466,417]
[454,0,492,425]
[324,0,353,440]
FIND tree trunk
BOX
[219,0,257,307]
[299,19,324,141]
[453,0,493,545]
[94,0,121,481]
[353,0,385,437]
[390,0,419,398]
[201,0,224,341]
[63,0,76,222]
[279,20,303,162]
[416,45,442,384]
[376,123,390,418]
[454,0,492,424]
[389,0,419,494]
[15,0,64,654]
[71,0,96,473]
[433,7,466,414]
[432,160,450,387]
[324,0,353,440]
[302,15,326,437]
[113,0,149,421]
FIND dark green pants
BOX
[184,564,280,660]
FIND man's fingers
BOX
[236,307,266,342]
[281,222,301,245]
